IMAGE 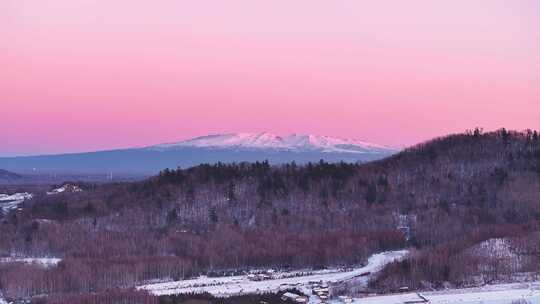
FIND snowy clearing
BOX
[0,257,61,268]
[138,250,409,297]
[0,192,33,215]
[47,184,83,195]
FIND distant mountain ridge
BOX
[0,133,397,175]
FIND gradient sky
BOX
[2,1,540,156]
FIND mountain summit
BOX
[150,132,395,154]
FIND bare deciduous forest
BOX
[1,129,540,302]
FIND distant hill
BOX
[0,132,397,175]
[0,169,22,182]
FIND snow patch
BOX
[0,257,61,268]
[0,192,33,215]
[47,184,83,195]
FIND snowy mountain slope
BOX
[151,132,395,154]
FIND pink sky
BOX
[1,1,539,156]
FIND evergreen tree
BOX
[366,184,377,205]
[167,209,178,224]
[227,182,236,202]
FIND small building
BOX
[281,292,308,303]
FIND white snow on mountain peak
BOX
[151,132,396,154]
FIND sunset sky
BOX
[2,1,539,156]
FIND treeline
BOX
[32,291,297,304]
[157,291,301,304]
[1,129,540,302]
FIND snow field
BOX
[351,282,540,304]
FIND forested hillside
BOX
[1,129,540,302]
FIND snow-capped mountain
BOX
[150,132,395,154]
[0,133,397,175]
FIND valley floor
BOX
[139,249,540,304]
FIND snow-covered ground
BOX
[0,192,33,215]
[0,290,11,304]
[138,250,409,297]
[0,257,61,268]
[349,282,540,304]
